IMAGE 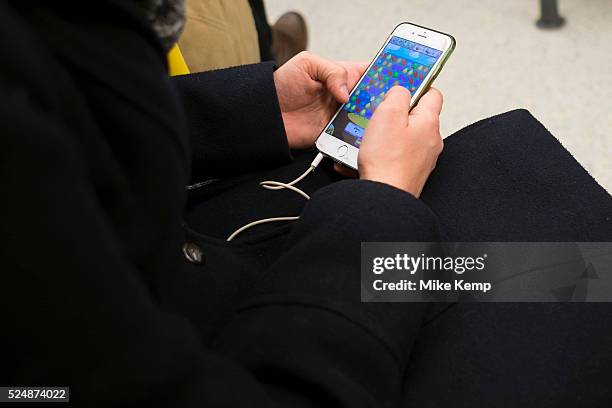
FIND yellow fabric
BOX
[177,0,260,72]
[167,44,190,76]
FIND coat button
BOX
[182,242,205,265]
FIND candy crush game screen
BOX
[324,36,442,147]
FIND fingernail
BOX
[383,85,399,101]
[340,85,349,100]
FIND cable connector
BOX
[310,152,325,168]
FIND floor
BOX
[265,0,612,193]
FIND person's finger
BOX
[338,61,369,90]
[410,87,443,117]
[333,163,359,178]
[322,64,350,103]
[303,52,350,103]
[382,85,412,105]
[370,86,411,127]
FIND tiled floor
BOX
[265,0,612,193]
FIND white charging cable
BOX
[226,153,325,241]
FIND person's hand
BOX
[356,86,444,197]
[274,52,367,149]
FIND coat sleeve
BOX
[1,85,440,407]
[172,62,293,182]
[212,180,441,407]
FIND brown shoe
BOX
[271,11,308,66]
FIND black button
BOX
[182,242,205,265]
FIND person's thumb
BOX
[373,86,412,126]
[323,66,350,103]
[305,53,350,103]
[382,85,412,105]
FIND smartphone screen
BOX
[323,36,443,148]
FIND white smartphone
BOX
[316,22,455,170]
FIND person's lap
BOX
[178,147,336,343]
[184,109,612,405]
[402,109,612,407]
[422,109,611,242]
[189,109,610,244]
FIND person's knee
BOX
[489,109,545,140]
[450,108,539,141]
[442,108,558,161]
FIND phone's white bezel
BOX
[316,22,454,170]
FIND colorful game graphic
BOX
[324,36,442,148]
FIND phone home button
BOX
[337,145,348,157]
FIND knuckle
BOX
[296,50,312,62]
[436,138,444,153]
[430,135,443,152]
[377,103,402,116]
[429,87,443,100]
[423,112,440,129]
[332,65,348,79]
